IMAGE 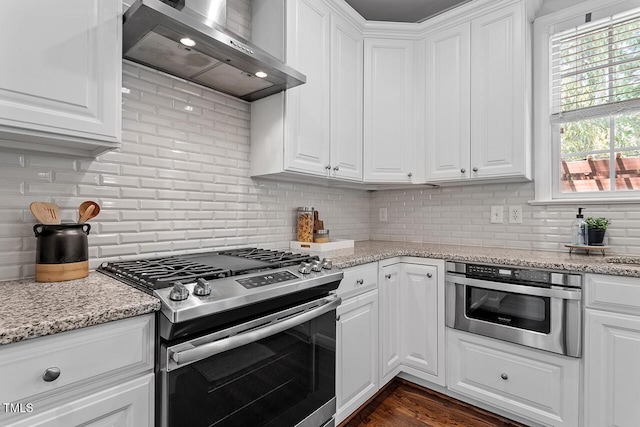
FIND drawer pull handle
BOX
[42,367,61,382]
[501,373,508,380]
[426,273,432,278]
[385,274,391,279]
[356,279,364,285]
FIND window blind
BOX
[550,12,640,124]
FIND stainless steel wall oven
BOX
[445,261,583,357]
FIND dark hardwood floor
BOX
[341,379,526,427]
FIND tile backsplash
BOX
[0,63,371,281]
[371,184,640,255]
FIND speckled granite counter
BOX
[0,273,160,345]
[329,241,640,277]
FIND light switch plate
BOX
[491,206,503,224]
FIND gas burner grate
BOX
[100,257,230,291]
[218,248,318,267]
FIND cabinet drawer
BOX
[0,314,153,403]
[585,274,640,314]
[337,263,377,299]
[447,329,579,427]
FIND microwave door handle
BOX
[167,295,341,371]
[455,277,582,300]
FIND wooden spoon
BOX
[30,202,61,224]
[78,201,100,223]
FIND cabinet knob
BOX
[426,273,432,278]
[333,166,340,171]
[42,367,61,382]
[385,274,391,279]
[356,278,364,285]
[460,168,466,174]
[336,315,341,322]
[325,165,331,170]
[472,167,478,172]
[501,373,508,380]
[407,172,413,178]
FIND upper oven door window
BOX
[465,285,551,333]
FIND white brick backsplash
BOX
[0,61,371,279]
[371,183,640,254]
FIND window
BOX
[533,0,640,203]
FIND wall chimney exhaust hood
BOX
[123,0,306,102]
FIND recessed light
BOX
[180,37,196,47]
[255,71,268,78]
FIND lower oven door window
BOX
[466,285,551,333]
[162,309,336,427]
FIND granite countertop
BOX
[329,240,640,277]
[0,273,160,345]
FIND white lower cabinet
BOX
[584,274,640,427]
[0,314,154,427]
[447,329,580,427]
[335,263,378,425]
[6,373,153,427]
[379,259,445,387]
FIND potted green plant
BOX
[585,217,610,246]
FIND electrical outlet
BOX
[491,206,504,224]
[379,207,388,222]
[509,205,523,224]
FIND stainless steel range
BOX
[99,248,343,427]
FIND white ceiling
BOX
[343,0,472,23]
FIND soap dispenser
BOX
[571,207,588,246]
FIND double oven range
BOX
[99,248,343,427]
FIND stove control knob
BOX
[193,278,211,296]
[320,258,333,270]
[298,262,312,274]
[311,260,323,272]
[169,282,189,301]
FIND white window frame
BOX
[532,0,640,204]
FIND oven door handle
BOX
[447,276,582,300]
[167,294,341,371]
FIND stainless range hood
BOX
[123,0,306,102]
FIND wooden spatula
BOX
[30,202,61,224]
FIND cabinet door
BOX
[364,38,416,183]
[284,0,331,176]
[336,291,378,424]
[425,23,471,182]
[400,264,439,377]
[585,309,640,427]
[470,4,527,178]
[7,374,153,427]
[330,13,363,182]
[379,263,402,384]
[0,0,121,154]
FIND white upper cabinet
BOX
[425,2,532,183]
[364,38,417,183]
[425,22,471,181]
[0,0,122,157]
[284,0,332,176]
[330,13,364,181]
[250,0,364,182]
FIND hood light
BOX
[180,38,196,47]
[255,71,268,78]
